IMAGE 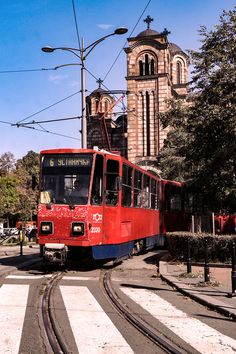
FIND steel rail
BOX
[41,272,70,354]
[103,270,186,354]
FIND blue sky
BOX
[0,0,235,159]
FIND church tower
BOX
[125,16,189,168]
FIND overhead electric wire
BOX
[16,90,80,125]
[103,0,152,81]
[17,124,80,141]
[16,115,81,126]
[0,67,58,74]
[72,0,81,50]
[0,120,12,125]
[85,67,127,111]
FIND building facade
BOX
[87,16,189,170]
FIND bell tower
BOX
[125,16,188,167]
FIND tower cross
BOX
[144,15,154,29]
[96,78,103,88]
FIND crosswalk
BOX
[1,275,236,354]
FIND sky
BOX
[0,0,235,160]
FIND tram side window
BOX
[122,164,132,207]
[106,159,119,206]
[171,186,182,211]
[134,170,142,208]
[151,178,158,209]
[91,155,103,205]
[165,184,182,211]
[143,175,151,209]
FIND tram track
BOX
[102,269,188,354]
[39,262,190,354]
[41,271,71,354]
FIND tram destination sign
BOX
[42,154,92,168]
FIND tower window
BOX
[104,100,109,112]
[138,53,156,76]
[177,62,182,84]
[145,54,149,75]
[151,59,155,75]
[139,60,144,76]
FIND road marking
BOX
[123,288,236,354]
[0,284,29,353]
[60,286,133,354]
[62,276,98,281]
[6,274,52,279]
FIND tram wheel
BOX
[132,240,145,255]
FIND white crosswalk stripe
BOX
[60,285,134,354]
[62,276,99,281]
[0,284,29,354]
[6,274,52,279]
[122,287,236,354]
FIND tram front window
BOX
[40,154,92,205]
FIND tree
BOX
[0,175,20,226]
[160,7,236,212]
[15,151,40,221]
[0,152,15,176]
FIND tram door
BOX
[103,158,120,244]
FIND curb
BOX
[159,261,236,320]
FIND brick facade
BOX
[87,17,189,170]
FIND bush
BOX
[166,232,236,263]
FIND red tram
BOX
[162,179,191,233]
[37,148,188,264]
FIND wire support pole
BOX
[81,38,87,149]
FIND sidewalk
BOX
[159,260,236,320]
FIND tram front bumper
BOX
[43,243,68,264]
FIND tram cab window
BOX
[91,154,103,205]
[40,153,92,205]
[143,175,151,208]
[105,159,119,206]
[122,164,132,207]
[134,170,142,208]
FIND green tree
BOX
[0,152,15,176]
[15,151,40,221]
[0,175,20,226]
[160,7,236,211]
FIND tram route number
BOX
[91,226,101,233]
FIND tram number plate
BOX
[91,227,101,233]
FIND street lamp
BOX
[42,27,128,149]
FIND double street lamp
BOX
[42,27,128,149]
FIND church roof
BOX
[137,28,159,37]
[90,87,106,95]
[169,42,183,54]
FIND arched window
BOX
[177,62,182,84]
[95,99,99,113]
[151,59,155,75]
[104,100,109,112]
[139,60,144,76]
[145,54,149,75]
[138,53,157,77]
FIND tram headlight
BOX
[72,222,84,236]
[40,222,53,235]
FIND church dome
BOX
[137,28,159,37]
[169,42,183,54]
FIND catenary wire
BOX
[16,91,80,124]
[103,0,152,81]
[0,68,58,74]
[17,125,81,141]
[71,0,81,51]
[15,116,81,126]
